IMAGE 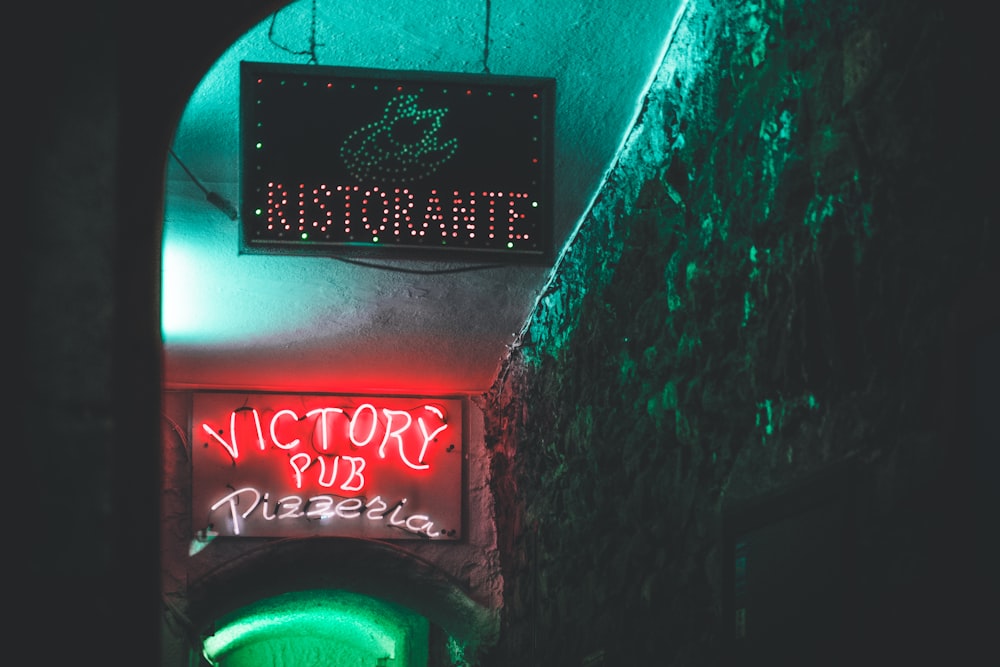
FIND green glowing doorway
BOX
[201,590,429,667]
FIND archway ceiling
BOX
[162,0,685,395]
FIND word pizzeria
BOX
[191,393,464,540]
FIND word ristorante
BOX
[197,400,455,538]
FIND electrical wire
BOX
[268,0,322,64]
[168,148,238,220]
[162,411,192,462]
[328,254,507,274]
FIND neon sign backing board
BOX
[240,61,556,264]
[191,392,464,540]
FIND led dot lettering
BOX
[242,62,553,260]
[264,182,533,246]
[340,94,459,184]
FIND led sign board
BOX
[191,392,464,540]
[240,61,556,263]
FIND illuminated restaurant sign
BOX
[240,61,556,264]
[192,392,463,540]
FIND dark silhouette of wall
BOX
[15,2,276,664]
[483,1,996,664]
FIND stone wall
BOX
[482,0,996,664]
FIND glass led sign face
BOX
[240,61,555,263]
[191,392,464,540]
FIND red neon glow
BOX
[270,408,303,449]
[200,402,444,469]
[287,452,367,491]
[306,407,347,451]
[201,407,267,459]
[192,393,463,540]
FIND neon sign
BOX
[240,61,555,263]
[191,392,463,540]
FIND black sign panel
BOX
[240,61,555,264]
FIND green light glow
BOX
[202,590,428,667]
[755,399,774,442]
[160,211,318,344]
[340,94,458,183]
[742,291,754,326]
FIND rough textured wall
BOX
[483,0,995,664]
